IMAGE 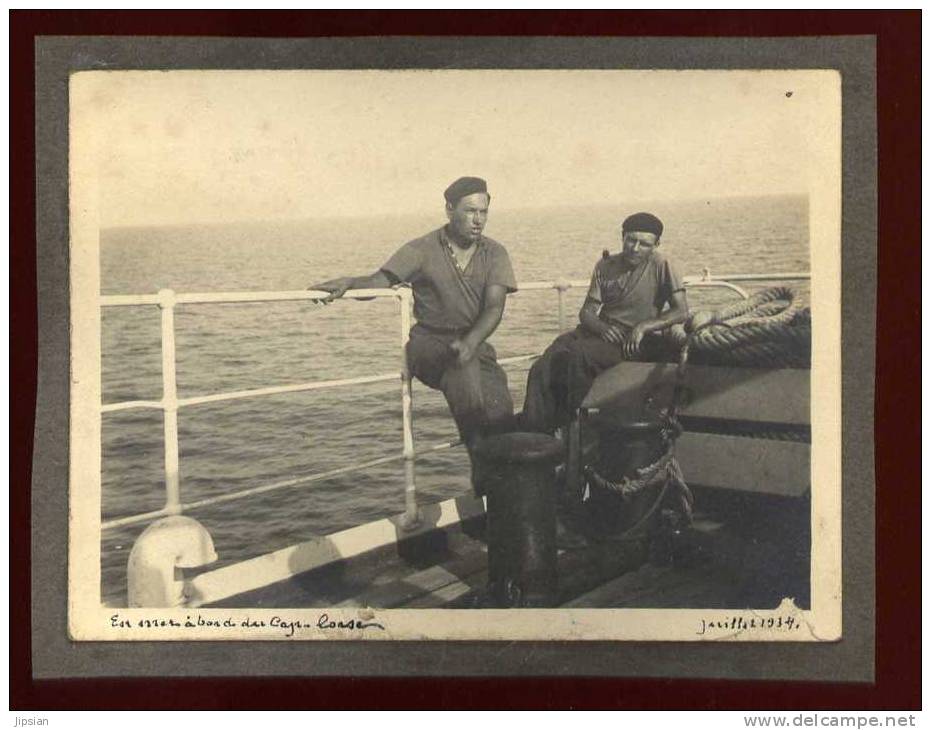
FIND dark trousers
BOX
[521,326,676,434]
[406,328,515,446]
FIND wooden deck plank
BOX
[211,489,808,611]
[564,560,738,608]
[567,506,809,610]
[404,577,482,608]
[195,494,487,607]
[209,519,487,608]
[335,550,488,609]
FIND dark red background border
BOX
[10,10,920,710]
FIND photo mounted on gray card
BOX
[68,68,841,640]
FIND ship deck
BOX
[208,487,810,610]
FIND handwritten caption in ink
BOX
[110,612,385,637]
[697,614,803,636]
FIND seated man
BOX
[310,176,517,493]
[522,212,689,434]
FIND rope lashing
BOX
[584,437,675,501]
[584,442,695,536]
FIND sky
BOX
[73,70,840,228]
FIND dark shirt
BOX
[382,226,517,333]
[587,251,684,329]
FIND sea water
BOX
[99,195,809,602]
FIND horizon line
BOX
[100,190,809,232]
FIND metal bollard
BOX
[474,432,564,608]
[586,419,670,537]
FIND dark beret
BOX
[444,176,489,205]
[622,212,664,238]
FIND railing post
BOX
[397,288,421,531]
[555,280,570,331]
[157,289,182,515]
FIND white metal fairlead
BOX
[127,516,218,607]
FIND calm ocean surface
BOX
[100,196,808,602]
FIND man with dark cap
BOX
[521,212,688,434]
[310,177,517,492]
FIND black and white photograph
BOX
[67,66,842,641]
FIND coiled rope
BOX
[669,286,811,368]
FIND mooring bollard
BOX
[474,432,564,608]
[587,418,665,527]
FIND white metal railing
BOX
[99,271,809,532]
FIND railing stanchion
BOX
[158,289,182,515]
[555,281,570,331]
[397,288,421,531]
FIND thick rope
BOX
[669,286,811,367]
[714,285,798,321]
[583,438,694,535]
[584,438,676,500]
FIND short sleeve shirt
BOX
[381,226,517,332]
[587,251,684,329]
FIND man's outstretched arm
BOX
[450,283,509,365]
[308,270,395,303]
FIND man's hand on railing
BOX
[308,277,353,304]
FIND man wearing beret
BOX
[311,177,517,492]
[522,212,689,434]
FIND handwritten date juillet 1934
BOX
[697,614,802,635]
[110,613,385,637]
